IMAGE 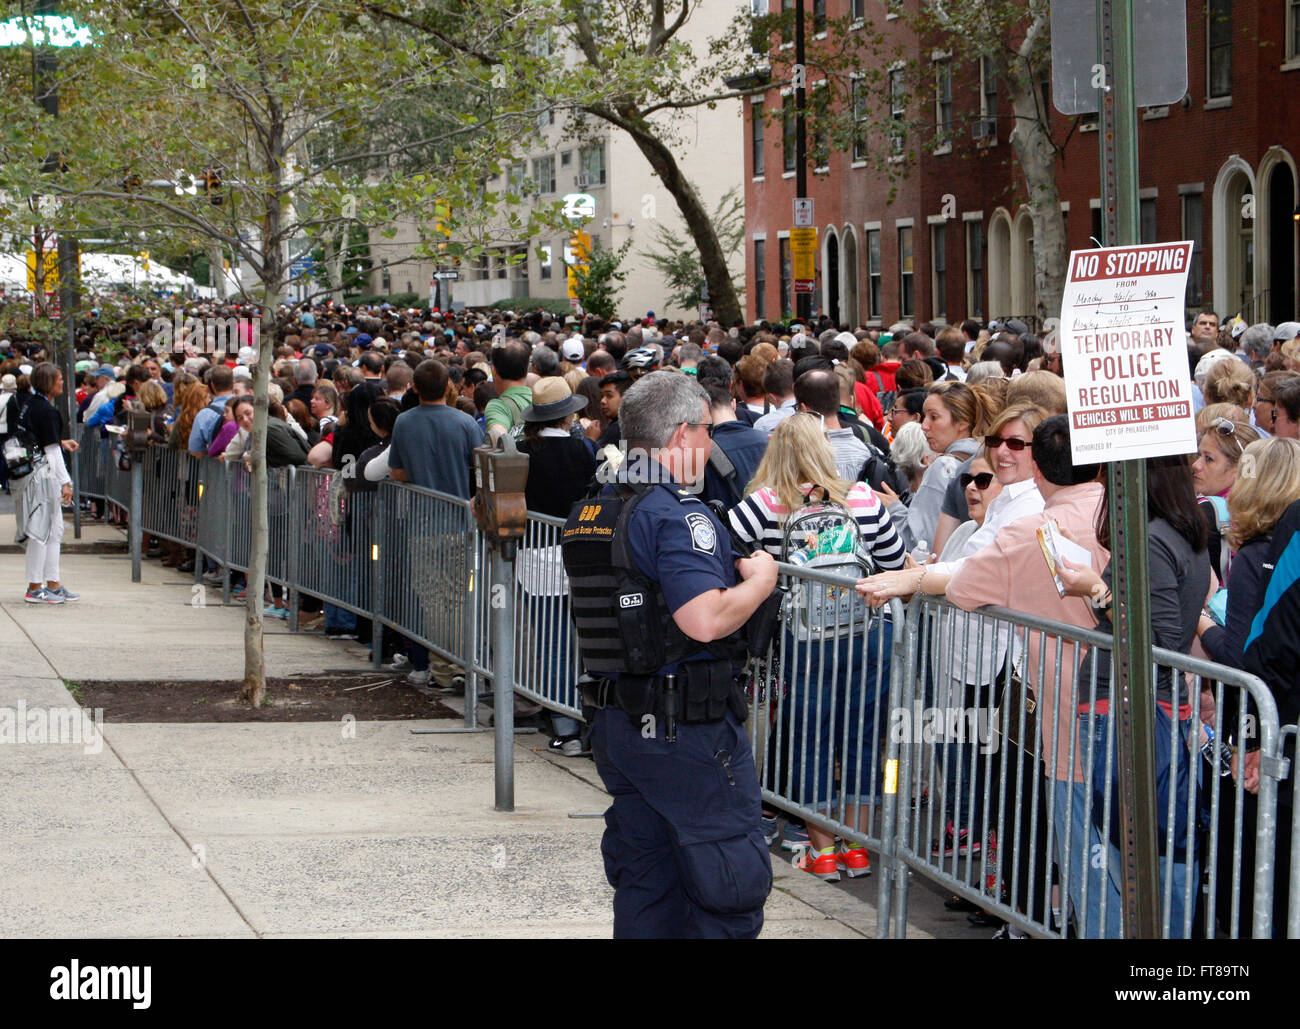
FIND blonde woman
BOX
[728,413,905,882]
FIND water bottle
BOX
[1201,724,1234,778]
[911,539,931,564]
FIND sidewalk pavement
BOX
[0,541,918,938]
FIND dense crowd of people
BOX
[2,297,1298,938]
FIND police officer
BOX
[564,371,779,938]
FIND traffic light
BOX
[201,169,222,205]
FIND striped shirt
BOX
[728,482,907,570]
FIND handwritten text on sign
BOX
[1060,241,1198,463]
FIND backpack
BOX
[779,485,876,641]
[4,395,42,479]
[869,371,896,421]
[706,445,744,509]
[857,445,911,506]
[1204,494,1231,624]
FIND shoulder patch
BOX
[685,511,717,554]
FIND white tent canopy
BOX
[0,250,205,296]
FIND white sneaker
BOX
[385,654,412,672]
[404,669,431,687]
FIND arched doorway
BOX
[823,227,841,325]
[1262,154,1298,323]
[841,226,860,328]
[988,209,1012,320]
[1213,158,1257,319]
[1011,207,1036,319]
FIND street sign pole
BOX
[1096,0,1160,939]
[794,0,810,322]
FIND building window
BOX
[508,162,526,192]
[532,155,555,195]
[579,144,606,186]
[560,150,572,167]
[495,251,508,280]
[531,28,553,57]
[931,223,947,320]
[978,56,997,142]
[934,60,952,151]
[1290,0,1300,61]
[537,106,555,130]
[779,237,792,316]
[782,94,796,172]
[867,228,882,319]
[473,253,489,281]
[965,220,984,320]
[899,225,914,318]
[754,239,767,318]
[1091,205,1104,246]
[811,84,829,170]
[1182,194,1204,306]
[813,0,826,34]
[381,270,391,294]
[1207,0,1232,99]
[781,0,793,45]
[1140,197,1158,244]
[889,68,906,156]
[751,100,765,177]
[539,244,552,281]
[852,78,868,161]
[852,0,866,20]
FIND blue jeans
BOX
[324,603,356,633]
[778,622,892,814]
[1054,711,1199,938]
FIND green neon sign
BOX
[0,15,94,48]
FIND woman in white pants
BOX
[13,363,79,604]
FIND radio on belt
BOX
[472,433,529,540]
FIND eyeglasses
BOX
[960,471,995,490]
[984,434,1030,451]
[1210,417,1243,454]
[683,421,716,438]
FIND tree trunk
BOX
[601,106,743,326]
[240,127,285,708]
[210,242,227,300]
[1009,84,1067,328]
[323,232,345,303]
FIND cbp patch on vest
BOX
[685,512,717,554]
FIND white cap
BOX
[237,346,256,364]
[561,338,585,362]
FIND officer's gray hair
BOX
[619,371,708,449]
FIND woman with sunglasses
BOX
[857,402,1049,605]
[728,413,905,882]
[1192,415,1260,589]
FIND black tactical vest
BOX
[562,486,725,677]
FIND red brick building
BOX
[744,1,1300,330]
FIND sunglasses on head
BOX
[960,471,995,490]
[1210,417,1243,453]
[984,434,1029,451]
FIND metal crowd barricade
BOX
[885,594,1288,940]
[512,513,583,719]
[374,480,477,688]
[194,457,230,573]
[289,467,377,621]
[737,563,905,933]
[75,426,109,502]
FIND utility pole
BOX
[794,0,809,323]
[1096,0,1160,939]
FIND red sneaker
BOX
[837,845,872,878]
[794,846,842,882]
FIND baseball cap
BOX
[1273,321,1300,343]
[94,364,116,379]
[561,338,585,362]
[237,346,256,365]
